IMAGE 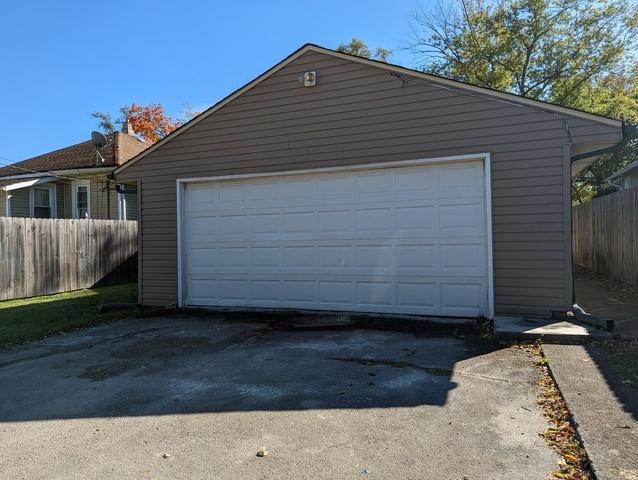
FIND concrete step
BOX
[493,315,609,342]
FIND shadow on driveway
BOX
[0,316,559,480]
[0,316,487,421]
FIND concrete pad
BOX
[494,316,608,341]
[543,344,638,480]
[0,317,558,479]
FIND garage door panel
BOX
[319,175,354,200]
[251,246,282,267]
[219,279,249,300]
[396,245,435,269]
[284,212,315,233]
[319,281,354,305]
[187,272,487,311]
[219,247,248,267]
[318,210,353,233]
[439,244,483,273]
[439,204,484,232]
[250,213,282,234]
[284,178,317,200]
[219,183,246,204]
[187,241,484,276]
[284,246,316,267]
[189,278,218,301]
[396,206,436,231]
[183,160,488,317]
[395,168,435,192]
[355,208,393,232]
[441,283,483,309]
[252,280,283,301]
[218,215,248,236]
[284,280,316,303]
[438,163,484,190]
[319,245,354,267]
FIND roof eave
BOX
[0,166,115,181]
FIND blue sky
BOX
[0,0,422,163]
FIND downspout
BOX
[570,122,638,163]
[569,122,637,305]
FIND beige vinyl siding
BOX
[7,188,30,217]
[124,188,138,220]
[2,183,61,218]
[56,183,66,217]
[60,175,118,219]
[1,175,122,219]
[89,176,118,219]
[117,50,622,315]
[0,191,5,216]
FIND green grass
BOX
[0,283,138,347]
[596,339,638,393]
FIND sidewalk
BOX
[576,273,638,338]
[543,344,638,480]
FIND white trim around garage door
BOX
[176,152,495,319]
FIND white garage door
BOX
[182,160,489,317]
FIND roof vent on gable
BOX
[301,71,317,87]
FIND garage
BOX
[115,44,624,318]
[179,156,493,318]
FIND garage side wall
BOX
[117,50,621,316]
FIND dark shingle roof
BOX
[0,132,148,177]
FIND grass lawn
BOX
[596,339,638,394]
[0,283,138,347]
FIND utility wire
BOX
[0,155,83,182]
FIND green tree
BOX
[337,38,392,62]
[408,0,638,201]
[571,68,638,202]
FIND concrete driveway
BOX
[0,316,556,479]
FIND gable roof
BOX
[0,132,147,178]
[114,43,624,175]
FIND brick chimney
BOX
[121,118,135,136]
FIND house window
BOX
[72,181,91,218]
[30,185,56,218]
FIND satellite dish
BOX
[91,131,108,149]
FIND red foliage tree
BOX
[91,103,184,144]
[125,103,180,143]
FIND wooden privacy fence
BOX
[0,218,138,301]
[573,187,638,284]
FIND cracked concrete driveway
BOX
[0,316,557,479]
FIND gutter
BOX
[570,122,638,305]
[570,122,637,163]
